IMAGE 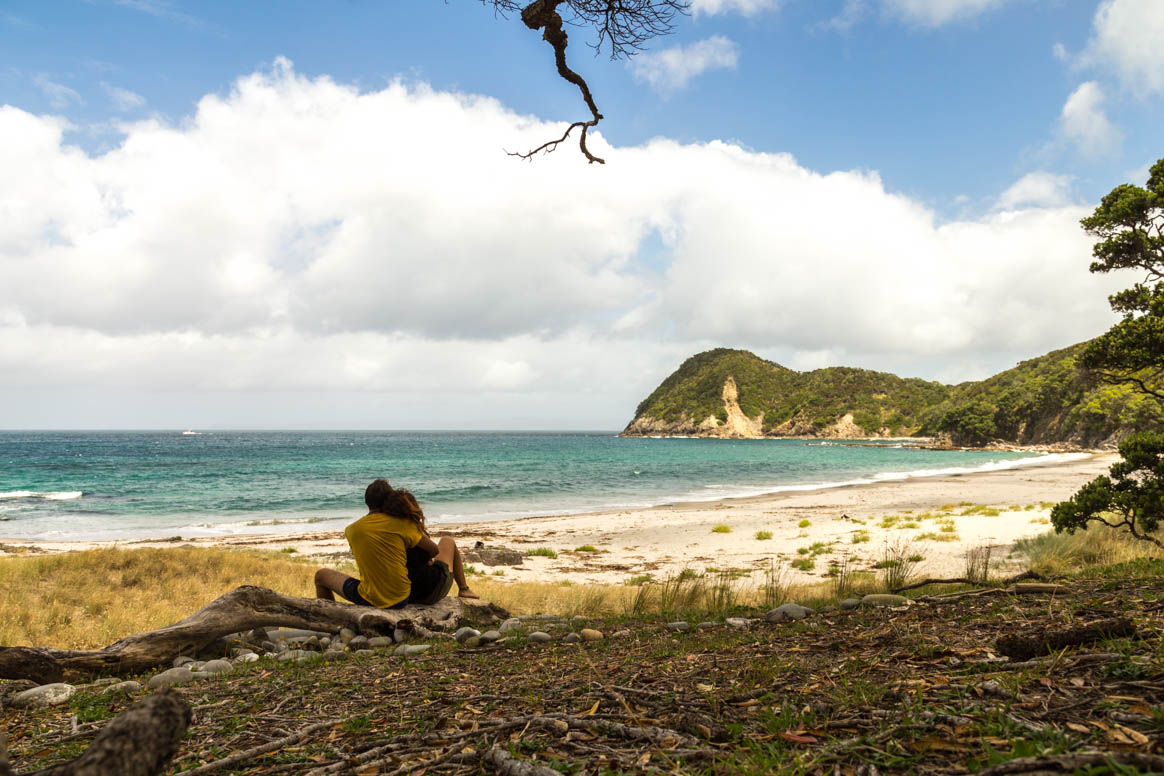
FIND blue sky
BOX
[1,0,1162,428]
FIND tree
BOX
[481,0,689,164]
[1051,432,1164,550]
[1052,158,1164,547]
[1078,158,1164,399]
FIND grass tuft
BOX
[754,530,773,540]
[711,524,732,534]
[526,547,558,559]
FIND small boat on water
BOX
[181,429,200,435]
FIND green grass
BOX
[526,547,558,559]
[916,532,960,542]
[851,531,870,544]
[790,557,815,572]
[712,524,732,534]
[754,530,773,540]
[797,519,811,528]
[574,545,599,553]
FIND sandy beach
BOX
[2,452,1116,585]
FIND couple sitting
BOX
[314,478,478,608]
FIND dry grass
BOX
[0,546,326,649]
[1014,523,1164,576]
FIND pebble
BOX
[667,621,691,632]
[528,632,552,643]
[395,644,432,657]
[10,683,76,708]
[977,680,1011,698]
[562,632,581,644]
[319,637,332,649]
[348,635,370,651]
[339,628,356,643]
[233,653,261,664]
[278,649,322,664]
[454,627,481,643]
[90,677,120,687]
[499,618,524,635]
[368,637,394,648]
[725,617,752,628]
[947,656,963,668]
[270,628,330,642]
[462,636,482,648]
[149,668,196,690]
[766,603,814,623]
[186,661,206,671]
[579,629,603,641]
[172,655,194,669]
[352,649,376,658]
[230,647,255,658]
[102,680,141,696]
[200,659,234,675]
[839,598,862,611]
[325,648,349,660]
[477,630,502,645]
[249,627,269,643]
[611,629,631,638]
[394,628,409,644]
[861,594,911,608]
[697,621,716,629]
[261,641,277,653]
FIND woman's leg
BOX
[314,567,354,601]
[435,537,479,598]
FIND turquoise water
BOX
[0,431,1060,541]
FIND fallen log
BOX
[1,585,507,679]
[996,617,1137,661]
[21,689,190,776]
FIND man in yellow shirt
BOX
[314,479,477,608]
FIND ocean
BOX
[0,431,1079,542]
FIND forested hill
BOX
[621,344,1162,448]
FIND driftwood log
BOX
[16,689,190,776]
[1,585,507,679]
[996,617,1137,661]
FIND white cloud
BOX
[995,171,1074,210]
[32,74,83,109]
[1052,42,1069,61]
[0,60,1124,427]
[1081,0,1164,94]
[1058,81,1120,155]
[100,82,146,111]
[881,0,1010,27]
[690,0,781,16]
[629,36,739,95]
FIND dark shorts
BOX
[407,559,454,605]
[340,576,374,607]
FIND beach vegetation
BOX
[280,547,297,553]
[916,532,959,542]
[851,530,870,544]
[492,568,505,576]
[761,560,789,607]
[876,540,919,590]
[573,545,599,553]
[907,554,924,563]
[963,543,993,584]
[711,524,732,533]
[961,504,1001,516]
[790,557,814,572]
[526,547,558,558]
[1016,521,1164,577]
[878,515,899,528]
[624,574,653,586]
[754,530,773,540]
[797,519,811,527]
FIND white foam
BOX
[0,490,82,500]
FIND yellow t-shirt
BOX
[344,512,424,608]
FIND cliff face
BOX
[622,344,1162,447]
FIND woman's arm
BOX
[416,535,440,558]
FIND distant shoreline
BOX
[1,452,1115,587]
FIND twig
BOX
[977,751,1164,774]
[484,746,567,776]
[177,719,342,776]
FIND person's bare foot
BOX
[458,588,480,599]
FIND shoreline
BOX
[1,451,1117,585]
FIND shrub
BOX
[798,519,811,528]
[754,530,773,540]
[574,545,599,553]
[711,524,732,534]
[878,539,918,590]
[526,547,558,558]
[790,557,815,572]
[851,531,870,544]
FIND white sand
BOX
[1,452,1116,586]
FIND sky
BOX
[1,0,1162,430]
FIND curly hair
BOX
[364,478,427,532]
